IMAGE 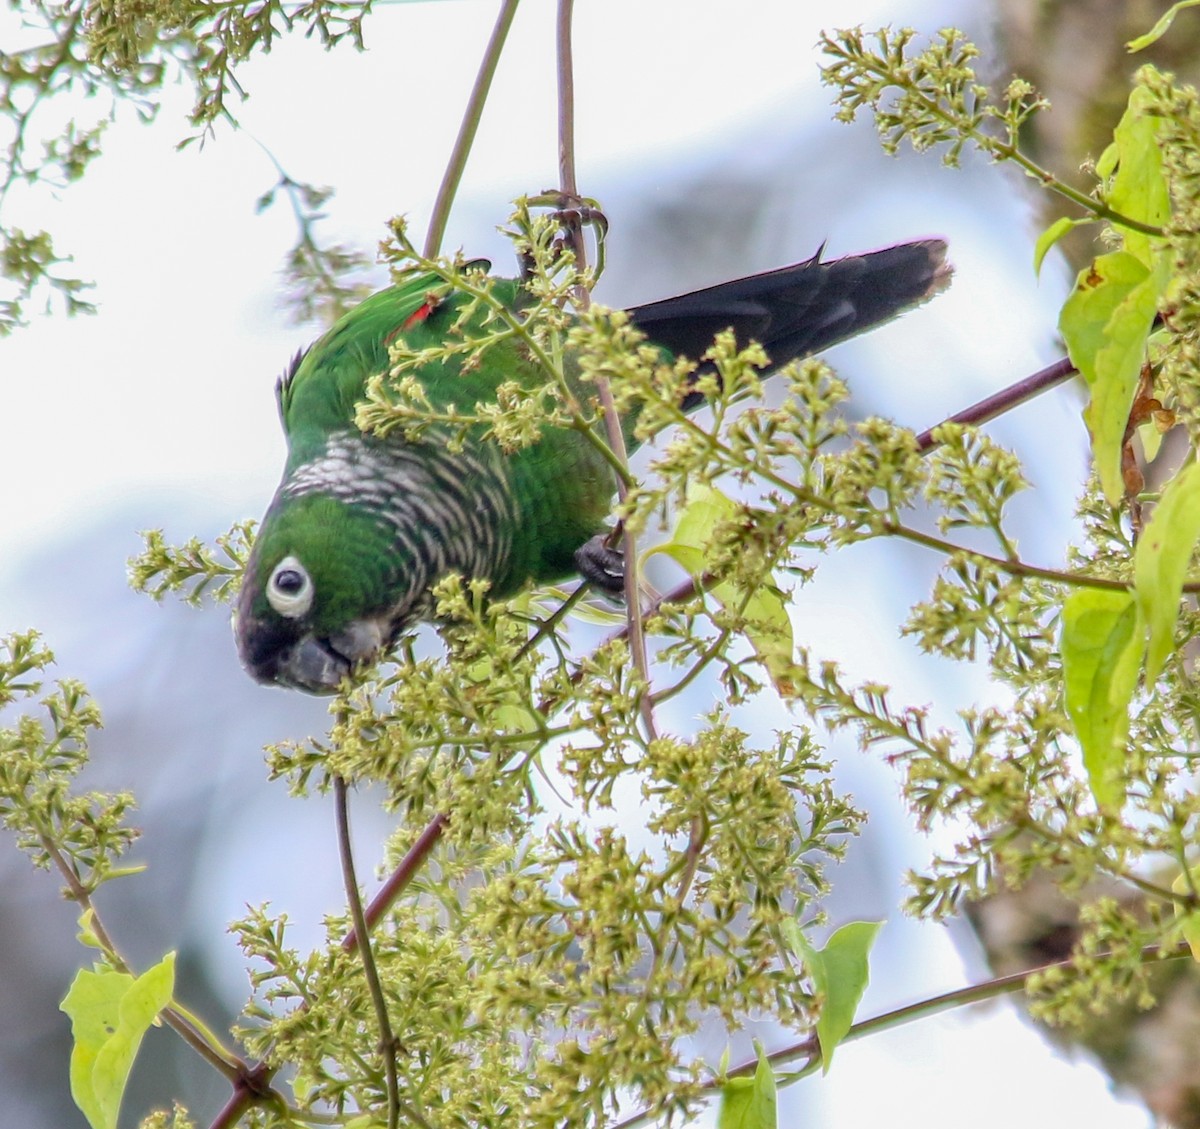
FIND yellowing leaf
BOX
[1137,419,1165,464]
[1061,590,1142,810]
[785,919,882,1073]
[718,1043,777,1129]
[1059,251,1159,503]
[647,483,795,694]
[1135,460,1200,683]
[61,953,176,1129]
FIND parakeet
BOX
[235,240,950,691]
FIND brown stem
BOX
[202,810,451,1129]
[556,0,657,741]
[334,776,402,1129]
[610,940,1190,1129]
[206,1064,278,1129]
[555,0,580,229]
[914,356,1077,452]
[343,813,449,954]
[42,834,248,1084]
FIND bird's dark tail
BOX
[627,238,951,376]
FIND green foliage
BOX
[62,954,177,1129]
[244,563,855,1125]
[785,919,882,1072]
[1058,80,1172,502]
[0,632,137,889]
[356,209,604,456]
[129,522,255,605]
[19,9,1200,1129]
[819,27,1045,166]
[718,1045,777,1129]
[1060,249,1161,501]
[0,0,375,333]
[1127,0,1200,51]
[1134,460,1200,680]
[645,482,795,696]
[1061,588,1141,810]
[258,171,375,325]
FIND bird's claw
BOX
[518,193,609,283]
[575,534,625,595]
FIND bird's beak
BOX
[277,636,352,694]
[235,613,349,694]
[236,610,388,693]
[271,619,387,693]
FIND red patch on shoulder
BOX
[384,294,441,346]
[402,300,436,330]
[404,295,441,329]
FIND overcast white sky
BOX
[0,2,1149,1127]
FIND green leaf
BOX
[1127,0,1200,51]
[718,1043,777,1129]
[76,908,104,950]
[1059,250,1159,503]
[1060,84,1171,501]
[61,953,176,1129]
[1134,459,1200,683]
[654,481,736,578]
[1061,590,1142,810]
[1102,85,1170,262]
[647,483,795,694]
[1033,216,1084,275]
[785,919,882,1072]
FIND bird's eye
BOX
[267,556,313,618]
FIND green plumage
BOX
[236,240,949,691]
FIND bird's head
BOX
[235,493,407,693]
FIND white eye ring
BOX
[267,556,313,618]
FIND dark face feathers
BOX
[234,550,346,691]
[235,569,388,692]
[235,477,415,691]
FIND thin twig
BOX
[334,776,402,1129]
[343,812,449,954]
[41,834,248,1083]
[423,0,521,257]
[914,356,1078,451]
[555,0,658,742]
[206,1064,278,1129]
[747,941,1190,1074]
[203,808,450,1129]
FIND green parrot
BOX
[235,240,950,691]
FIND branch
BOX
[423,0,521,257]
[556,0,658,742]
[342,812,449,953]
[914,357,1078,451]
[40,834,247,1084]
[334,776,402,1129]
